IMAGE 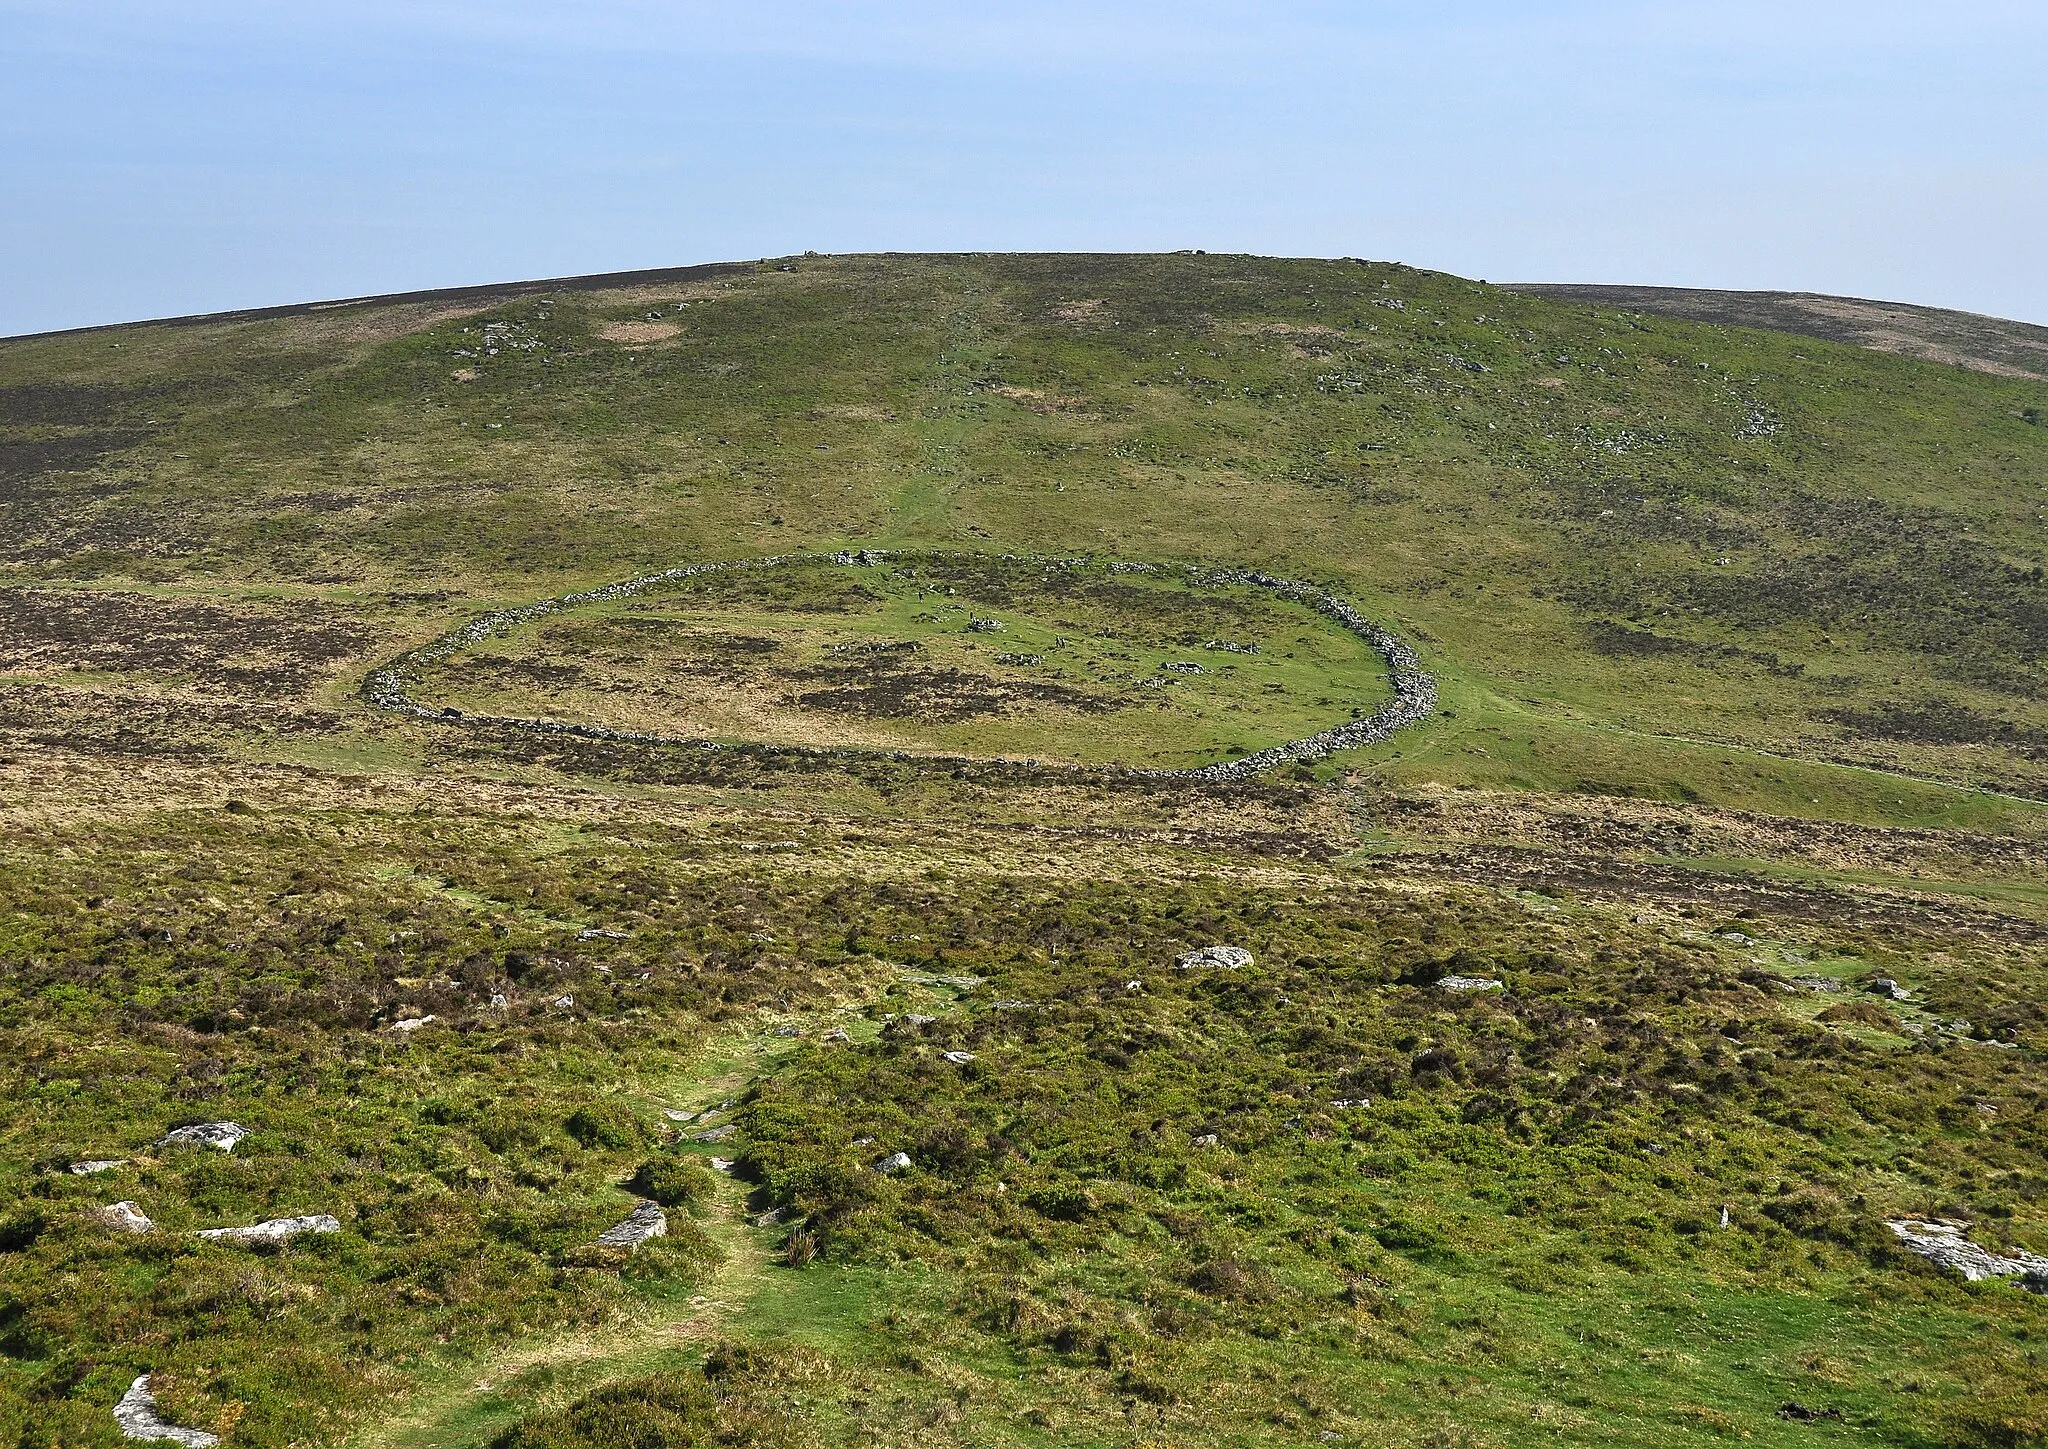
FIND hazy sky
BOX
[4,1,2045,335]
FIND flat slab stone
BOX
[596,1200,667,1249]
[1888,1219,2048,1288]
[1437,975,1504,992]
[114,1374,220,1447]
[71,1159,128,1175]
[1176,945,1253,970]
[156,1122,248,1152]
[196,1214,340,1245]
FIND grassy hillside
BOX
[2,254,2046,1449]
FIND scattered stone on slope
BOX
[195,1214,341,1245]
[874,1151,914,1174]
[709,1157,736,1173]
[1788,976,1842,993]
[902,1013,937,1026]
[595,1200,668,1250]
[1865,976,1912,1001]
[822,1027,851,1042]
[1176,945,1253,970]
[71,1159,127,1175]
[114,1374,220,1447]
[941,1051,977,1064]
[1887,1219,2048,1289]
[98,1201,155,1234]
[389,1015,437,1032]
[156,1122,247,1152]
[1191,1133,1221,1147]
[693,1124,738,1143]
[1437,975,1504,992]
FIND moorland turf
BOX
[1,254,2046,1448]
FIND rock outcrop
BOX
[1437,975,1504,992]
[98,1201,155,1234]
[114,1375,220,1447]
[1177,945,1253,970]
[195,1214,340,1245]
[1887,1219,2048,1289]
[595,1200,667,1250]
[156,1123,248,1152]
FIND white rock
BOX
[1888,1219,2048,1288]
[99,1201,156,1234]
[595,1200,667,1250]
[942,1051,977,1064]
[71,1159,128,1175]
[156,1122,247,1152]
[390,1015,437,1032]
[1191,1133,1221,1147]
[553,995,574,1008]
[709,1157,736,1173]
[114,1374,219,1447]
[874,1151,913,1174]
[1328,1098,1370,1110]
[1437,975,1504,992]
[1126,980,1144,991]
[1176,945,1253,970]
[196,1214,340,1245]
[663,1109,696,1123]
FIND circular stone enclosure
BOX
[387,554,1422,774]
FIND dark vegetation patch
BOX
[1559,482,2048,691]
[1824,698,2048,755]
[790,661,1124,723]
[1584,619,1805,677]
[0,588,373,697]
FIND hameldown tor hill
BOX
[1,252,2047,1449]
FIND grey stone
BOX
[1788,976,1842,993]
[596,1200,668,1250]
[942,1051,977,1064]
[114,1375,220,1447]
[99,1201,155,1234]
[390,1015,437,1033]
[156,1122,247,1152]
[1437,975,1504,992]
[693,1124,738,1143]
[1177,945,1253,970]
[196,1213,340,1245]
[1887,1219,2048,1288]
[70,1159,127,1175]
[1191,1133,1221,1147]
[1867,977,1911,1001]
[874,1151,914,1174]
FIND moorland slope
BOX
[1,254,2046,1449]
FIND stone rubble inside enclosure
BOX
[196,1213,341,1245]
[114,1374,220,1447]
[1177,945,1254,970]
[361,551,1436,784]
[1887,1219,2048,1289]
[71,1159,127,1175]
[595,1200,668,1250]
[156,1122,247,1152]
[98,1201,156,1233]
[1437,975,1505,992]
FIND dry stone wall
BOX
[363,551,1435,783]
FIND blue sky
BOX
[4,1,2045,335]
